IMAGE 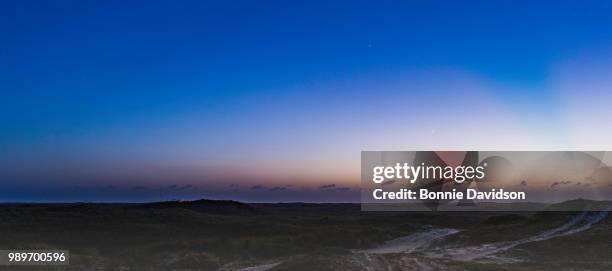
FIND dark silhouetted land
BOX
[0,199,610,270]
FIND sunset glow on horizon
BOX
[3,1,612,202]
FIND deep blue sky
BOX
[2,1,612,202]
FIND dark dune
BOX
[0,199,609,270]
[132,199,259,215]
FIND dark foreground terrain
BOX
[0,199,610,270]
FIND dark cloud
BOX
[229,184,240,191]
[520,180,527,186]
[269,186,287,191]
[560,181,572,185]
[319,184,336,189]
[550,182,559,189]
[250,185,264,190]
[178,185,193,190]
[576,182,582,186]
[334,187,350,191]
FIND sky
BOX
[2,0,612,202]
